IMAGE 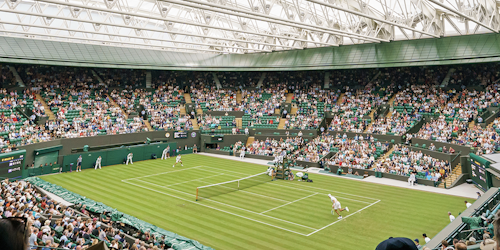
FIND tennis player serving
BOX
[328,194,349,219]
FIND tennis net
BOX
[196,172,271,201]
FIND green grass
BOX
[41,154,471,250]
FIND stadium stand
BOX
[0,177,210,250]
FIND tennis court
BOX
[121,165,380,236]
[40,154,469,250]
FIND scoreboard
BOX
[470,153,491,192]
[174,131,188,139]
[211,135,224,142]
[0,150,26,179]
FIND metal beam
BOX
[161,0,387,43]
[306,0,440,38]
[35,0,335,47]
[0,8,295,50]
[0,20,266,52]
[427,0,498,33]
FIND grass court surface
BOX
[41,154,470,250]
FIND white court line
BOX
[268,183,373,204]
[260,193,318,214]
[201,166,254,175]
[196,180,290,203]
[202,165,379,202]
[164,174,225,187]
[122,166,205,181]
[281,182,380,201]
[122,179,310,236]
[306,200,381,236]
[129,178,317,230]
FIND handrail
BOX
[451,151,461,164]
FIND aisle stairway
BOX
[179,105,186,116]
[385,92,399,118]
[469,120,475,128]
[191,118,199,130]
[184,93,192,103]
[364,109,377,132]
[236,118,242,129]
[236,91,242,103]
[438,164,463,188]
[9,66,25,87]
[145,71,152,88]
[212,73,222,89]
[380,146,395,160]
[324,72,330,89]
[336,93,345,105]
[291,105,298,115]
[246,136,255,147]
[35,94,55,121]
[107,94,128,119]
[278,118,287,129]
[144,120,153,131]
[91,69,104,84]
[440,68,456,87]
[257,72,266,88]
[286,93,294,103]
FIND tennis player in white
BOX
[173,154,183,167]
[328,194,349,219]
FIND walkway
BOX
[198,153,479,198]
[35,93,56,120]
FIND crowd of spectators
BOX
[0,178,177,250]
[197,115,236,130]
[5,63,500,158]
[325,135,387,169]
[367,113,419,135]
[328,114,368,133]
[291,134,336,162]
[374,144,451,180]
[241,137,304,157]
[287,85,336,129]
[192,88,238,112]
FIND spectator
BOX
[423,233,431,243]
[441,240,454,250]
[414,239,421,249]
[465,201,472,208]
[480,234,496,250]
[448,212,455,222]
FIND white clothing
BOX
[333,201,341,210]
[425,237,431,243]
[449,214,455,222]
[176,155,182,163]
[161,148,169,160]
[126,154,133,165]
[408,173,416,186]
[240,150,245,159]
[95,158,101,169]
[328,194,341,209]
